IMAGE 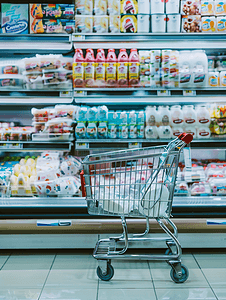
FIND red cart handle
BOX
[178,133,193,144]
[80,170,86,197]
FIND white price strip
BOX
[76,142,89,149]
[8,143,22,149]
[129,142,142,149]
[73,35,85,41]
[157,90,171,96]
[183,90,196,96]
[0,143,8,149]
[60,91,73,98]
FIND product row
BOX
[73,48,226,88]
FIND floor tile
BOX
[0,270,49,288]
[156,288,217,300]
[194,253,226,269]
[201,268,226,288]
[45,269,98,289]
[39,288,97,300]
[98,289,157,300]
[213,288,226,299]
[0,289,41,300]
[3,254,55,270]
[53,254,97,270]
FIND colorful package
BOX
[120,15,137,33]
[181,15,202,32]
[202,16,216,32]
[217,16,226,31]
[181,0,201,15]
[201,1,215,15]
[30,18,75,34]
[94,0,107,15]
[109,15,120,32]
[121,0,138,14]
[75,16,93,33]
[108,0,120,15]
[75,0,93,15]
[215,1,226,15]
[30,4,74,19]
[93,16,109,33]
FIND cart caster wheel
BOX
[170,264,189,283]
[97,263,114,281]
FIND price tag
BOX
[74,91,86,97]
[8,143,22,149]
[157,90,171,96]
[72,35,85,41]
[0,143,8,149]
[129,142,142,149]
[76,142,89,149]
[60,91,73,98]
[183,90,196,96]
[184,146,192,172]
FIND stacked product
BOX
[0,60,24,89]
[0,124,33,143]
[207,55,226,87]
[210,103,226,136]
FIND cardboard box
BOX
[217,16,226,31]
[120,15,137,32]
[181,15,202,32]
[108,0,120,15]
[75,15,93,32]
[1,4,29,34]
[93,16,108,32]
[75,0,93,15]
[215,1,226,15]
[202,16,216,32]
[30,4,75,19]
[201,1,215,15]
[181,0,201,15]
[121,0,138,14]
[109,15,120,32]
[30,18,75,34]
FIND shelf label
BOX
[129,142,142,149]
[9,143,22,149]
[73,35,85,41]
[60,91,73,98]
[207,219,226,225]
[74,91,86,97]
[76,142,89,149]
[184,147,192,172]
[157,90,171,96]
[0,143,8,149]
[183,90,196,96]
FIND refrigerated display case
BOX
[1,29,226,249]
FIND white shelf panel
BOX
[0,141,73,152]
[0,97,73,105]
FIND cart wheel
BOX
[170,264,189,284]
[97,263,114,281]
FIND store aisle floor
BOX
[0,251,225,300]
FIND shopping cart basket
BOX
[81,133,193,283]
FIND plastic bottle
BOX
[184,125,197,139]
[129,48,140,86]
[182,105,197,126]
[128,110,137,138]
[118,48,129,86]
[197,127,211,139]
[119,111,128,139]
[179,50,192,88]
[208,71,219,87]
[84,48,95,87]
[146,106,158,126]
[220,71,226,86]
[157,106,170,126]
[106,49,117,86]
[157,126,172,139]
[190,50,208,87]
[170,105,184,126]
[196,105,210,126]
[73,49,84,87]
[145,126,158,139]
[95,49,106,86]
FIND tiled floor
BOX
[0,251,225,300]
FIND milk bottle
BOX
[179,50,192,87]
[128,110,137,139]
[75,107,87,139]
[196,105,210,126]
[191,50,208,87]
[197,127,211,139]
[84,48,95,87]
[95,49,106,86]
[73,48,84,87]
[157,126,172,139]
[106,49,117,86]
[137,111,145,138]
[170,105,184,126]
[184,125,197,139]
[119,111,128,139]
[183,105,197,126]
[86,107,98,139]
[118,48,129,86]
[171,126,183,137]
[97,105,108,139]
[146,106,158,126]
[157,106,170,126]
[145,126,158,139]
[108,111,119,139]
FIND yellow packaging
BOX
[109,15,120,32]
[94,0,107,15]
[120,0,138,14]
[215,1,226,15]
[75,0,93,15]
[120,15,137,33]
[93,16,109,32]
[202,16,216,32]
[201,1,215,15]
[217,16,226,31]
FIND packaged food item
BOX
[183,105,197,126]
[60,156,82,176]
[129,48,140,86]
[56,176,81,196]
[170,105,184,126]
[121,0,138,14]
[23,57,41,73]
[93,16,109,32]
[137,15,150,33]
[118,48,129,86]
[75,16,93,32]
[208,71,219,87]
[157,126,172,139]
[24,72,43,90]
[202,16,216,32]
[108,0,120,14]
[108,111,119,138]
[201,1,215,15]
[174,182,189,196]
[166,0,180,14]
[106,49,117,86]
[119,111,128,139]
[0,75,24,89]
[215,0,226,15]
[1,4,29,34]
[97,106,108,139]
[73,48,85,87]
[86,107,98,139]
[137,111,145,138]
[157,106,170,126]
[43,70,72,85]
[31,108,49,123]
[94,0,107,15]
[146,106,158,126]
[61,57,73,71]
[145,126,158,139]
[152,14,166,33]
[109,15,120,32]
[181,15,202,32]
[197,127,211,138]
[207,56,216,70]
[30,4,75,19]
[0,61,22,75]
[46,117,74,134]
[37,54,61,71]
[30,18,75,34]
[181,0,201,15]
[128,110,137,139]
[95,49,106,86]
[220,71,226,86]
[139,50,151,64]
[151,0,165,14]
[184,125,197,139]
[166,14,181,32]
[75,0,93,15]
[216,56,226,71]
[209,177,226,195]
[84,48,95,87]
[216,16,226,32]
[138,0,150,14]
[55,105,77,119]
[191,182,211,196]
[196,105,210,125]
[75,107,87,139]
[120,15,137,33]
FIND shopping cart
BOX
[81,133,193,283]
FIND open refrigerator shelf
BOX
[0,141,73,152]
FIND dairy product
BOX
[95,49,106,86]
[202,16,216,32]
[191,50,208,87]
[184,126,197,139]
[166,0,180,13]
[84,49,95,86]
[120,15,137,32]
[73,49,84,87]
[106,49,117,86]
[196,105,210,125]
[208,71,219,87]
[129,49,140,86]
[1,4,29,34]
[86,107,98,139]
[157,126,172,139]
[215,0,226,15]
[201,1,215,15]
[145,126,158,139]
[181,0,201,15]
[181,15,202,32]
[97,106,108,139]
[170,105,184,126]
[183,105,197,126]
[208,56,216,70]
[108,111,119,138]
[146,106,158,126]
[179,50,192,87]
[197,127,211,138]
[108,0,120,14]
[217,16,226,32]
[157,106,170,126]
[220,71,226,86]
[216,56,226,70]
[172,126,183,137]
[151,0,165,14]
[137,111,145,138]
[119,111,128,139]
[128,111,137,138]
[121,0,138,14]
[75,16,93,32]
[75,107,87,139]
[75,0,93,15]
[93,16,109,32]
[152,14,166,33]
[167,14,181,32]
[138,0,150,14]
[137,15,149,33]
[118,49,129,86]
[109,15,120,32]
[94,0,107,15]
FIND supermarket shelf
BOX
[0,141,73,152]
[72,33,226,49]
[75,139,226,149]
[0,34,72,53]
[0,96,73,105]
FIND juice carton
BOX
[108,111,119,138]
[75,107,87,139]
[109,15,120,32]
[128,110,137,139]
[1,4,29,34]
[94,0,107,15]
[75,0,93,15]
[108,0,120,15]
[121,0,138,14]
[137,111,145,138]
[73,48,85,87]
[75,15,93,32]
[119,111,128,139]
[93,16,109,33]
[120,15,137,32]
[202,16,216,32]
[106,49,117,86]
[118,48,129,86]
[95,49,106,86]
[129,48,140,86]
[84,49,95,87]
[86,107,98,139]
[30,4,75,19]
[97,106,108,139]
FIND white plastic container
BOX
[166,0,180,14]
[190,50,208,87]
[220,71,226,86]
[208,71,219,87]
[138,15,149,32]
[184,126,197,139]
[166,14,181,32]
[201,0,215,15]
[157,126,172,139]
[196,105,210,126]
[170,105,184,126]
[179,50,192,88]
[145,126,159,139]
[171,126,184,137]
[146,106,158,126]
[151,0,165,14]
[157,106,170,126]
[197,127,211,138]
[151,15,166,33]
[183,105,197,126]
[138,0,150,14]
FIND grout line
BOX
[192,253,219,300]
[38,254,57,300]
[0,253,11,271]
[147,261,158,300]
